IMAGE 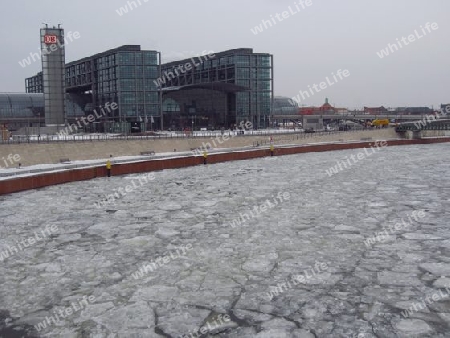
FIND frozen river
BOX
[1,143,450,338]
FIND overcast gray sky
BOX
[1,0,449,109]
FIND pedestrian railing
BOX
[0,128,386,145]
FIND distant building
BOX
[0,93,85,131]
[272,96,298,115]
[364,106,388,114]
[299,98,339,115]
[395,107,432,115]
[0,93,44,131]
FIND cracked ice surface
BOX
[0,143,450,337]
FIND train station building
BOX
[17,34,273,133]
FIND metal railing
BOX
[0,129,309,145]
[0,127,391,145]
[395,123,450,132]
[251,128,378,147]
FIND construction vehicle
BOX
[371,119,390,128]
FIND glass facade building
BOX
[0,93,86,131]
[160,48,273,129]
[24,46,273,130]
[0,93,44,118]
[0,93,44,130]
[272,96,299,115]
[26,45,160,125]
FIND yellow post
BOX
[270,145,274,156]
[203,151,208,165]
[106,160,112,177]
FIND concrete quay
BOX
[0,129,399,167]
[1,134,449,196]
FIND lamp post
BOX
[158,51,163,131]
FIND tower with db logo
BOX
[40,24,65,128]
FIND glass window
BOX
[136,79,144,91]
[144,66,158,78]
[0,95,11,117]
[236,79,250,87]
[258,55,271,67]
[120,79,136,91]
[145,92,158,103]
[143,51,158,65]
[147,105,159,114]
[135,52,143,65]
[122,104,138,117]
[119,66,136,78]
[137,92,144,103]
[237,92,250,103]
[145,79,158,90]
[134,66,143,78]
[236,55,250,66]
[258,80,271,90]
[237,68,250,79]
[258,68,271,79]
[227,68,235,79]
[121,92,136,104]
[118,52,135,65]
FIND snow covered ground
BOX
[0,144,449,337]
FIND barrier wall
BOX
[1,137,449,196]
